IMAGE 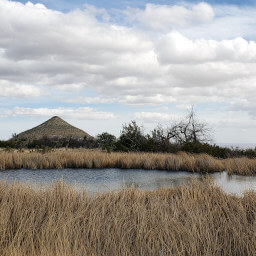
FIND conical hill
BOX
[16,116,91,141]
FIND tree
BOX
[149,125,175,152]
[118,121,146,151]
[166,107,211,145]
[97,132,116,151]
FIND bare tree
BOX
[166,107,211,145]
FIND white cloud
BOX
[157,33,256,64]
[1,0,256,142]
[63,96,115,104]
[25,1,46,9]
[126,2,214,31]
[0,0,255,108]
[119,95,176,105]
[181,4,256,40]
[230,100,256,120]
[1,107,115,120]
[0,80,45,98]
[134,112,178,123]
[0,0,155,94]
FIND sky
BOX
[1,0,256,144]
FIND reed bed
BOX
[0,179,255,255]
[0,150,256,175]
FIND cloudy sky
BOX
[1,0,256,144]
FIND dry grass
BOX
[0,179,255,255]
[0,149,256,175]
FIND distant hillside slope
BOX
[16,116,91,141]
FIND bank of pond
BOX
[1,150,256,176]
[1,168,256,196]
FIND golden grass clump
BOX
[0,179,255,255]
[1,149,256,175]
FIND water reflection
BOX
[212,172,256,195]
[0,169,256,196]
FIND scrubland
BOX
[0,149,256,175]
[0,179,255,255]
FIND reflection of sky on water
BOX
[212,172,256,196]
[0,169,256,196]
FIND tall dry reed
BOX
[0,149,256,175]
[0,179,255,255]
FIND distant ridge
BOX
[16,116,91,141]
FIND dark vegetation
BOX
[1,108,256,159]
[1,136,97,150]
[95,108,256,158]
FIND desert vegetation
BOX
[0,179,255,255]
[1,149,256,175]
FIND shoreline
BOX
[1,149,256,176]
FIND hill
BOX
[16,116,91,141]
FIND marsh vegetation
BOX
[0,179,255,255]
[1,149,256,175]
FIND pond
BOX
[0,169,256,196]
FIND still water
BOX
[0,169,256,196]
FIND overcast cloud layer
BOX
[0,0,256,143]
